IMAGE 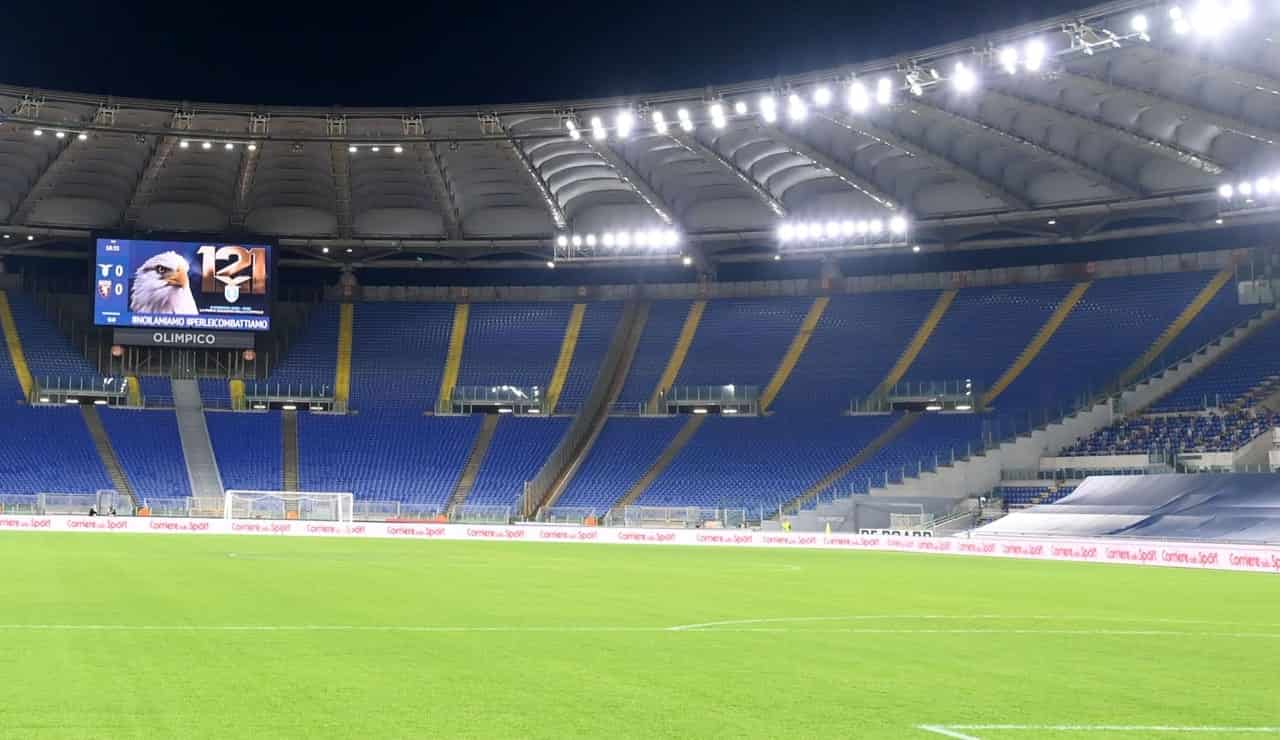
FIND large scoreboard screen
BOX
[93,238,273,331]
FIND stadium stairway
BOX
[79,405,137,508]
[448,413,500,510]
[535,302,650,512]
[613,415,706,508]
[871,290,956,397]
[758,297,828,412]
[171,379,225,504]
[647,300,705,413]
[229,379,245,411]
[125,375,143,407]
[0,290,33,400]
[1114,268,1234,389]
[980,282,1091,407]
[437,303,469,413]
[543,303,585,415]
[282,408,300,492]
[334,303,354,412]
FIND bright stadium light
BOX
[32,128,43,136]
[571,234,583,247]
[999,46,1019,74]
[615,111,635,139]
[869,219,884,236]
[889,215,908,234]
[1024,39,1046,72]
[1257,178,1272,196]
[856,220,869,235]
[247,143,257,151]
[180,140,192,149]
[77,132,88,141]
[585,234,597,247]
[840,220,855,237]
[824,221,839,239]
[912,245,922,253]
[813,85,833,107]
[556,235,569,247]
[590,116,607,141]
[202,141,213,150]
[1218,183,1234,198]
[565,120,581,140]
[1239,181,1253,196]
[952,62,978,93]
[682,255,693,266]
[545,261,555,270]
[787,94,807,122]
[759,95,778,123]
[794,222,810,240]
[677,108,694,132]
[733,100,748,115]
[393,145,404,154]
[652,110,668,134]
[876,77,894,106]
[634,230,650,248]
[1228,0,1250,22]
[848,81,870,113]
[224,142,234,150]
[1130,13,1150,33]
[55,130,66,139]
[616,231,631,248]
[348,145,357,153]
[602,232,615,247]
[709,102,727,129]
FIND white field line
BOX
[0,624,1275,639]
[919,725,1280,737]
[665,615,1280,631]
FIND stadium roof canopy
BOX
[1,0,1279,270]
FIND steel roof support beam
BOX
[760,123,903,214]
[582,140,676,225]
[1058,66,1280,148]
[122,111,192,229]
[818,112,1033,211]
[494,118,567,231]
[413,142,463,240]
[9,130,76,226]
[327,116,352,238]
[987,80,1225,176]
[231,114,268,229]
[910,94,1146,198]
[669,130,788,217]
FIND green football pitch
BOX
[1,532,1277,739]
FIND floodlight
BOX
[848,81,870,113]
[759,95,778,123]
[876,77,894,106]
[813,86,832,107]
[952,62,977,93]
[1024,39,1046,72]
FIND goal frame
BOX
[223,490,355,523]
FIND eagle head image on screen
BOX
[129,251,199,315]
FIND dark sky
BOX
[1,0,1087,107]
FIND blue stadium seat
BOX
[99,408,192,499]
[207,411,283,491]
[0,407,111,494]
[467,416,570,506]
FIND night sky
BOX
[2,0,1089,107]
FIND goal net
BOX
[223,490,354,523]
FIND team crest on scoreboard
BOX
[224,282,240,303]
[98,280,113,299]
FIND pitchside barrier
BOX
[0,514,1277,575]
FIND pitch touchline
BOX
[0,624,1277,638]
[663,615,1280,631]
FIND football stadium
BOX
[1,0,1280,737]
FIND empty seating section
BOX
[556,417,688,511]
[0,407,110,494]
[267,303,339,391]
[0,321,20,403]
[349,303,453,409]
[206,411,283,491]
[6,293,96,381]
[836,414,986,494]
[1150,317,1280,412]
[457,302,572,394]
[909,283,1072,400]
[1064,411,1279,456]
[675,298,812,388]
[995,272,1214,419]
[639,416,895,511]
[770,291,940,413]
[616,299,692,405]
[999,486,1076,507]
[1158,282,1261,369]
[138,376,173,406]
[197,378,231,407]
[298,413,479,506]
[467,417,571,506]
[99,408,192,499]
[558,302,623,409]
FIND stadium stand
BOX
[5,292,96,381]
[1149,316,1280,412]
[998,485,1077,508]
[615,299,694,406]
[98,408,192,500]
[557,301,623,409]
[456,302,572,396]
[466,417,571,506]
[674,297,812,389]
[1063,411,1280,456]
[266,302,340,391]
[197,378,232,407]
[297,412,479,508]
[348,302,453,409]
[836,414,987,494]
[138,376,174,407]
[769,290,941,412]
[555,416,688,511]
[0,407,112,494]
[206,411,284,492]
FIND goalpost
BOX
[223,490,354,523]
